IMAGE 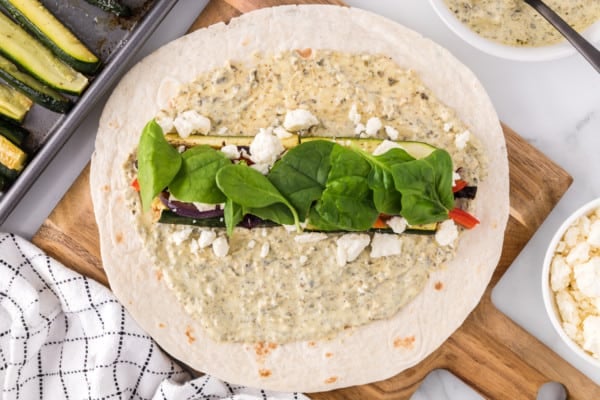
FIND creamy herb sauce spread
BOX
[444,0,600,47]
[129,50,487,343]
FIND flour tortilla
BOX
[90,5,509,392]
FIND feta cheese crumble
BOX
[220,144,241,160]
[198,230,217,249]
[170,227,193,246]
[335,234,370,266]
[549,207,600,358]
[583,316,600,356]
[455,129,470,150]
[173,110,211,138]
[370,233,402,258]
[212,237,229,258]
[283,109,319,132]
[249,128,284,173]
[384,125,399,141]
[574,257,600,298]
[364,117,382,137]
[348,104,361,124]
[435,220,458,246]
[387,217,407,234]
[260,242,270,258]
[155,116,174,134]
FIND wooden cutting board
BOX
[31,0,599,398]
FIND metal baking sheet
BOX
[0,0,179,224]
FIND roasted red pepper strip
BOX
[372,214,391,229]
[131,178,140,192]
[452,179,468,193]
[448,207,479,229]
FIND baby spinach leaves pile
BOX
[137,120,455,235]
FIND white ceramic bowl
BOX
[542,197,600,367]
[429,0,600,61]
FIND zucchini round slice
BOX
[0,0,101,75]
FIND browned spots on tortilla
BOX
[434,281,444,291]
[158,323,166,328]
[325,352,333,358]
[115,232,123,243]
[324,376,338,384]
[185,326,196,344]
[254,342,277,357]
[394,336,416,349]
[296,48,312,58]
[155,270,163,281]
[308,341,317,347]
[102,185,110,192]
[258,369,272,378]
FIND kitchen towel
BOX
[0,233,307,400]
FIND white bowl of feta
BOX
[542,197,600,366]
[428,0,600,62]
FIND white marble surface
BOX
[2,1,600,399]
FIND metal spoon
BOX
[524,0,600,73]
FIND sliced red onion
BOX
[159,192,224,219]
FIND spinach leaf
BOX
[311,145,378,231]
[168,145,231,204]
[245,203,296,226]
[224,198,243,236]
[216,164,300,228]
[268,140,334,220]
[392,149,454,225]
[137,120,182,212]
[359,147,414,215]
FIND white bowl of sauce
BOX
[429,0,600,61]
[542,198,600,367]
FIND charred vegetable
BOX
[0,82,32,123]
[0,0,101,74]
[0,54,72,113]
[0,11,88,94]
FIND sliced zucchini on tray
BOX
[0,82,32,123]
[0,123,28,190]
[0,134,27,179]
[0,11,88,95]
[0,0,101,75]
[0,118,29,146]
[0,54,72,113]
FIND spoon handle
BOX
[524,0,600,73]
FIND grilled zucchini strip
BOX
[0,0,100,74]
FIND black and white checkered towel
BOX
[0,233,307,400]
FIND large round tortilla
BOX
[91,5,509,392]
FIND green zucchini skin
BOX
[0,161,18,181]
[0,54,72,113]
[0,0,101,75]
[0,118,29,146]
[0,170,9,191]
[0,11,89,95]
[83,0,132,17]
[158,210,436,235]
[0,82,32,123]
